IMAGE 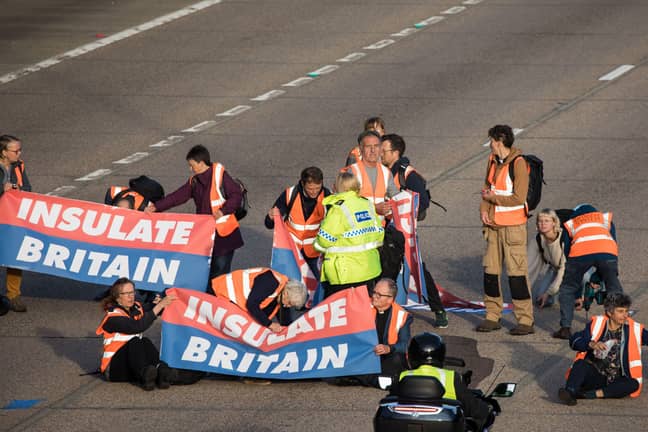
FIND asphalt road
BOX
[1,0,648,431]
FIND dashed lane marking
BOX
[113,152,149,164]
[442,6,467,14]
[336,52,366,63]
[149,135,185,148]
[282,77,314,87]
[182,120,218,133]
[251,89,286,101]
[363,39,395,50]
[74,169,112,182]
[46,186,77,196]
[217,105,252,116]
[307,65,340,77]
[415,16,445,28]
[391,28,419,37]
[599,64,635,81]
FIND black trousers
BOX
[566,359,639,398]
[107,337,160,382]
[423,262,444,312]
[322,278,377,299]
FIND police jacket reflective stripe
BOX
[95,302,144,373]
[486,154,527,226]
[285,186,326,258]
[400,365,458,400]
[373,303,409,345]
[191,162,239,237]
[564,212,618,258]
[212,268,288,320]
[567,315,643,397]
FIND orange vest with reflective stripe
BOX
[212,268,288,320]
[373,302,410,345]
[566,315,643,397]
[192,163,240,237]
[564,212,618,258]
[108,186,146,210]
[95,302,144,373]
[12,161,25,187]
[285,186,326,258]
[486,155,528,226]
[344,162,391,224]
[394,165,415,190]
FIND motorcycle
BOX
[373,357,516,432]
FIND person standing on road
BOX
[145,145,244,288]
[0,134,31,313]
[380,133,447,328]
[552,203,623,340]
[265,167,331,278]
[344,116,386,167]
[559,293,647,405]
[477,125,534,335]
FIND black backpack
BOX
[223,177,249,221]
[397,165,446,221]
[509,154,545,212]
[379,224,405,281]
[129,175,165,202]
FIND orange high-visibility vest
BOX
[566,315,644,397]
[192,163,240,237]
[95,302,144,373]
[212,268,288,320]
[12,160,25,187]
[373,302,410,345]
[564,212,618,258]
[486,155,527,226]
[284,186,326,258]
[107,186,147,210]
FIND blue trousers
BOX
[566,359,638,398]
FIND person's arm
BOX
[152,182,193,212]
[314,205,343,253]
[265,191,290,229]
[219,171,243,215]
[391,314,413,354]
[102,309,158,334]
[547,236,566,296]
[561,228,571,259]
[610,221,617,241]
[569,321,594,351]
[245,271,279,328]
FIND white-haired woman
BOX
[528,209,566,308]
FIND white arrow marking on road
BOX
[75,169,112,181]
[113,152,150,164]
[251,89,286,101]
[599,65,635,81]
[363,39,395,50]
[46,185,77,196]
[217,105,252,116]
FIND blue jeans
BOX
[558,258,622,328]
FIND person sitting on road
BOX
[395,332,494,432]
[314,172,384,298]
[96,278,179,391]
[558,293,648,405]
[211,268,307,332]
[528,209,566,308]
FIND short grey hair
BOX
[376,278,398,297]
[284,279,307,308]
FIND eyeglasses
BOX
[119,291,136,296]
[372,292,393,299]
[382,148,395,154]
[6,148,21,154]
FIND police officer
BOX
[397,333,494,431]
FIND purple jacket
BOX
[154,165,244,255]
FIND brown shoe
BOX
[509,324,535,336]
[552,327,571,340]
[476,319,502,332]
[9,296,27,313]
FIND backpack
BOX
[223,177,249,221]
[378,224,405,281]
[536,208,573,263]
[509,154,545,212]
[397,165,446,221]
[128,175,165,202]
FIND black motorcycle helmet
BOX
[407,332,446,369]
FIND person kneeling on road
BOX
[395,332,495,431]
[559,293,648,405]
[96,278,196,390]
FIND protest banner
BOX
[160,285,380,379]
[0,190,215,291]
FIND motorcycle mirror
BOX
[378,376,393,390]
[489,382,517,398]
[444,356,466,367]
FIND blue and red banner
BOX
[160,286,380,379]
[270,213,322,307]
[0,191,215,291]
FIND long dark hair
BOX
[100,277,135,311]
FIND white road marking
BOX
[391,28,419,37]
[337,52,366,62]
[442,6,467,14]
[217,105,252,116]
[75,169,112,181]
[363,39,395,50]
[251,89,286,101]
[150,135,185,148]
[282,77,314,87]
[182,120,217,132]
[113,152,149,164]
[414,16,445,28]
[463,0,483,4]
[46,185,77,196]
[0,0,223,86]
[598,64,635,81]
[307,65,339,77]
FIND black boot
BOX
[140,365,157,391]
